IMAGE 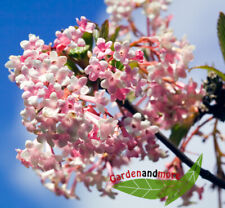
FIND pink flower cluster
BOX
[143,35,203,128]
[105,0,136,25]
[54,16,95,53]
[105,0,171,26]
[5,0,204,204]
[86,39,144,101]
[142,0,171,20]
[104,0,203,129]
[5,19,164,198]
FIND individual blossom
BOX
[76,16,95,33]
[85,57,108,81]
[101,70,130,101]
[133,50,144,63]
[98,118,118,140]
[113,41,135,65]
[79,90,109,113]
[93,38,113,60]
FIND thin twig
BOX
[181,116,213,151]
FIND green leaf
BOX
[143,49,150,61]
[127,91,136,102]
[66,58,78,70]
[82,32,93,50]
[169,123,190,146]
[65,57,82,75]
[68,45,90,69]
[217,12,225,62]
[114,178,176,199]
[165,154,203,205]
[92,23,100,42]
[110,26,120,42]
[69,45,90,59]
[113,154,203,206]
[129,61,139,69]
[111,59,124,70]
[99,20,109,40]
[190,65,225,81]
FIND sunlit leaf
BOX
[217,12,225,62]
[190,65,225,81]
[111,59,124,70]
[127,91,136,102]
[100,20,109,40]
[114,178,175,199]
[110,26,120,42]
[170,123,190,146]
[129,61,139,69]
[69,45,90,59]
[165,154,203,205]
[82,32,93,49]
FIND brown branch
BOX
[116,99,225,189]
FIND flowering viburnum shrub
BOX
[5,0,225,206]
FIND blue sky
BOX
[1,0,225,208]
